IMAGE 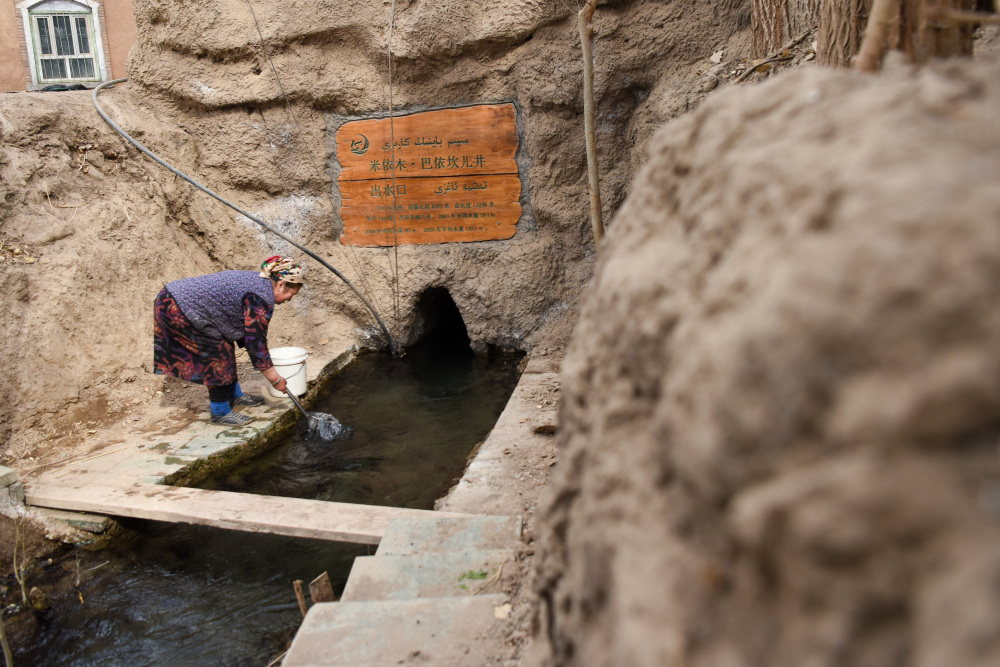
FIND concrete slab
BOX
[436,371,559,515]
[24,482,476,544]
[376,516,522,556]
[26,343,360,491]
[523,355,560,375]
[0,465,17,487]
[282,594,511,667]
[341,550,514,602]
[33,508,112,533]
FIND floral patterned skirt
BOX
[153,288,237,387]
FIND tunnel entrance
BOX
[410,287,473,360]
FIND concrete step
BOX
[33,508,112,533]
[376,515,522,556]
[282,594,511,667]
[341,549,514,602]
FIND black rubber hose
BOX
[92,78,397,357]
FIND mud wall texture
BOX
[0,0,753,457]
[533,55,1000,666]
[122,0,753,351]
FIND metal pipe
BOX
[92,78,397,356]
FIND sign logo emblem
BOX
[350,135,369,155]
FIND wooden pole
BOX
[579,0,604,249]
[855,0,899,71]
[293,579,308,617]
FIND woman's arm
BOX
[243,293,286,392]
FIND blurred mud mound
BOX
[534,54,1000,667]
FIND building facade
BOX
[1,0,135,93]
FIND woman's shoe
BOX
[210,410,253,426]
[233,394,266,407]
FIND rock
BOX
[28,586,49,612]
[532,423,556,435]
[85,149,105,169]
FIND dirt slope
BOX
[532,53,1000,666]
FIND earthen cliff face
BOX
[0,0,750,453]
[123,0,751,348]
[533,55,1000,666]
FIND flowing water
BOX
[9,346,523,667]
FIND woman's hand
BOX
[264,368,287,394]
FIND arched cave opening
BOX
[410,287,473,361]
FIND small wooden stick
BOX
[293,579,308,617]
[50,447,129,474]
[940,10,1000,24]
[736,29,810,83]
[42,180,55,212]
[736,54,793,83]
[264,650,288,667]
[473,561,505,595]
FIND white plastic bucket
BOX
[266,346,309,398]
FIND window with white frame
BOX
[29,1,98,82]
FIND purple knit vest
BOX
[166,270,275,342]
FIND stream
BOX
[7,345,523,666]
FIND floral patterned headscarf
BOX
[259,255,304,284]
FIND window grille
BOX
[31,10,97,82]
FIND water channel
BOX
[8,333,524,666]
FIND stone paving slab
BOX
[0,465,18,487]
[376,515,522,556]
[25,344,358,490]
[437,370,558,514]
[282,594,511,667]
[33,508,113,533]
[341,549,514,601]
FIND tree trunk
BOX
[818,0,978,68]
[818,0,872,65]
[902,0,978,62]
[751,0,820,56]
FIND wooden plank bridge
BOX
[25,483,473,545]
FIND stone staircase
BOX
[282,515,522,666]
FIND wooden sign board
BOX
[336,104,522,246]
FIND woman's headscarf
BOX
[259,255,304,284]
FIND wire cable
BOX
[244,0,388,321]
[387,0,401,325]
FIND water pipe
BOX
[91,78,397,357]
